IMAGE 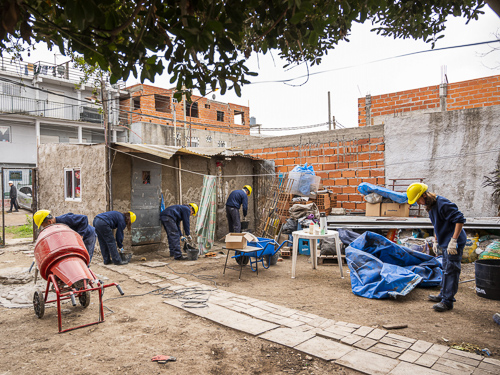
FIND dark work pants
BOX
[83,225,97,264]
[9,197,18,211]
[226,206,241,233]
[161,216,183,259]
[438,245,464,307]
[93,217,122,265]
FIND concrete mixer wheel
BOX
[79,291,91,308]
[33,290,45,319]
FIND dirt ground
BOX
[0,240,499,375]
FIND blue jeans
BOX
[160,216,182,259]
[93,217,122,265]
[438,245,464,307]
[226,206,241,233]
[83,225,97,264]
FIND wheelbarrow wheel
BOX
[235,251,249,265]
[79,291,91,308]
[33,290,45,319]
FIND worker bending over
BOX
[407,183,466,312]
[93,211,136,265]
[160,203,198,261]
[225,185,252,233]
[34,210,97,264]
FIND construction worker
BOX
[160,203,198,260]
[225,185,252,233]
[7,181,19,212]
[407,183,466,312]
[34,210,97,264]
[93,211,136,265]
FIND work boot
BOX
[433,302,452,312]
[494,313,500,326]
[115,253,132,265]
[428,295,441,302]
[174,256,189,261]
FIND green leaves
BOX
[0,0,487,97]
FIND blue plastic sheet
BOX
[357,182,408,204]
[346,232,443,299]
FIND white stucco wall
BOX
[385,106,500,217]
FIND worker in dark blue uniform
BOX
[407,183,466,312]
[225,185,252,233]
[93,211,136,265]
[34,210,97,264]
[160,203,198,260]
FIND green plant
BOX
[6,214,33,238]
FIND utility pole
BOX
[173,101,177,146]
[328,91,332,131]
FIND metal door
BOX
[131,156,162,245]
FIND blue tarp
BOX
[346,232,443,299]
[357,182,408,204]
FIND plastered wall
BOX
[384,106,500,217]
[38,143,107,222]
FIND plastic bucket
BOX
[475,259,500,300]
[241,220,249,230]
[186,247,199,261]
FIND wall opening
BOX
[154,94,171,113]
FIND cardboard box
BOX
[224,232,258,249]
[381,203,410,217]
[365,203,381,216]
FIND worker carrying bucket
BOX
[226,185,252,233]
[160,203,198,261]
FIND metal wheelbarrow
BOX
[32,223,124,333]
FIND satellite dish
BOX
[212,94,216,100]
[57,65,65,76]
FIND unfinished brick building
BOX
[119,84,250,146]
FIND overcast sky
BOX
[25,5,500,135]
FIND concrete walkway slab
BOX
[336,349,400,375]
[389,362,447,374]
[259,327,315,347]
[295,336,354,361]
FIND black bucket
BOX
[241,220,249,231]
[475,259,500,300]
[184,243,199,261]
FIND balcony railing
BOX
[0,93,103,124]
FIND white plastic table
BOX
[291,229,344,279]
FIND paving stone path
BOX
[102,263,500,375]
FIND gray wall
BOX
[0,122,37,165]
[130,121,250,147]
[385,106,500,217]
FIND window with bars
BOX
[64,168,81,201]
[217,111,224,122]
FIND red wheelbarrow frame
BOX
[37,268,123,333]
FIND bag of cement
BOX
[462,235,479,263]
[478,240,500,260]
[364,193,383,204]
[289,202,319,220]
[319,237,342,256]
[281,218,297,234]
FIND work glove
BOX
[181,236,187,242]
[432,240,438,255]
[187,235,192,241]
[119,247,124,253]
[447,238,458,255]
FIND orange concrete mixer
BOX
[33,224,124,333]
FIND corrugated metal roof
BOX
[113,143,262,160]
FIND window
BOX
[65,168,81,201]
[217,111,224,122]
[9,171,22,181]
[155,94,171,113]
[0,126,10,142]
[206,135,212,143]
[205,104,211,109]
[142,171,151,184]
[190,137,199,147]
[234,110,244,125]
[218,140,227,148]
[186,102,199,118]
[133,97,141,110]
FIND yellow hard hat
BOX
[243,185,252,196]
[406,183,428,205]
[34,210,51,228]
[129,211,136,224]
[188,203,198,216]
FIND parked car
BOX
[17,185,33,211]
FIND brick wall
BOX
[240,126,385,213]
[121,84,250,135]
[358,75,500,126]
